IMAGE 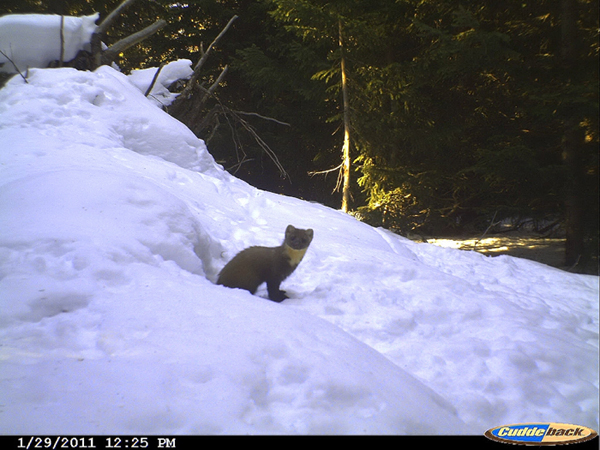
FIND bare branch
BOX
[235,114,289,179]
[102,19,167,64]
[0,49,28,83]
[195,65,229,107]
[179,15,238,100]
[473,210,501,249]
[567,254,582,272]
[144,63,165,97]
[226,157,255,174]
[308,163,343,177]
[97,0,139,34]
[309,162,345,194]
[196,94,289,179]
[207,65,228,96]
[234,111,291,127]
[194,15,238,73]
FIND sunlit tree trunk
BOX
[339,19,351,212]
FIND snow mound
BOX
[0,67,219,172]
[0,14,98,73]
[128,59,194,107]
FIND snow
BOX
[0,65,597,435]
[128,60,194,107]
[0,14,98,74]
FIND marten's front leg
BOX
[267,280,288,302]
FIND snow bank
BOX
[0,14,98,73]
[0,66,597,435]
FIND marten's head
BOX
[284,225,313,250]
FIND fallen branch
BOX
[162,13,287,179]
[194,92,289,179]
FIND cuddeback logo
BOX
[485,423,598,445]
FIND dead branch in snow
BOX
[144,63,165,97]
[0,49,28,83]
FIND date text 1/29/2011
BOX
[15,437,177,450]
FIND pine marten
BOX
[217,225,314,302]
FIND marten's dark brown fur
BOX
[217,225,313,302]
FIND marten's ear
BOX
[286,224,295,234]
[307,229,314,239]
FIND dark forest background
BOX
[1,0,598,273]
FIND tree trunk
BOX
[339,20,351,213]
[560,0,585,268]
